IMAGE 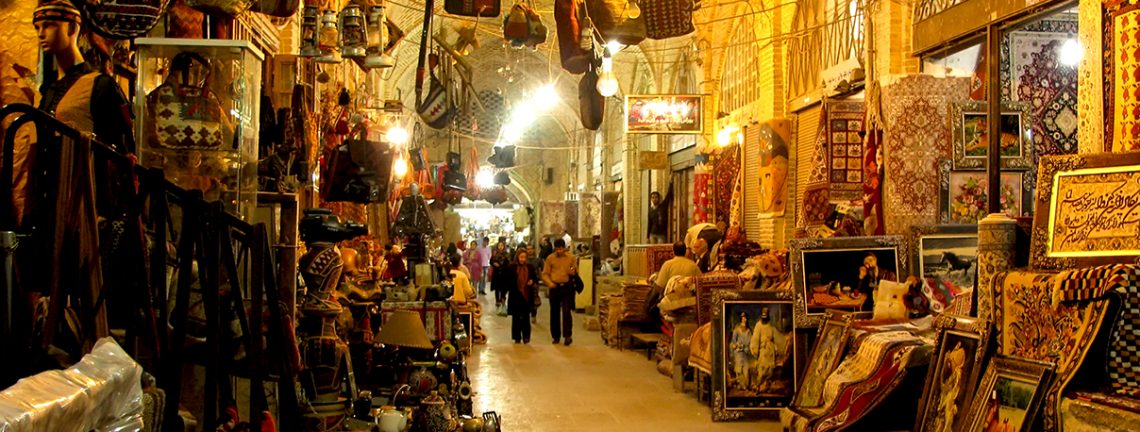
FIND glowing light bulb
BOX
[393,157,408,178]
[1059,39,1083,67]
[596,70,619,97]
[717,126,738,147]
[535,83,559,111]
[606,41,624,55]
[626,0,641,19]
[386,125,409,145]
[476,169,494,188]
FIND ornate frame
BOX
[789,236,904,329]
[790,310,857,410]
[710,289,797,420]
[1029,152,1140,271]
[961,356,1054,432]
[950,100,1034,171]
[906,224,978,313]
[915,315,992,432]
[938,159,1032,224]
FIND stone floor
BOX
[467,294,781,431]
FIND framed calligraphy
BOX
[1030,152,1140,270]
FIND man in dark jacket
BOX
[647,185,673,244]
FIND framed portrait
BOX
[962,356,1054,432]
[711,289,797,420]
[951,101,1033,170]
[789,236,904,329]
[938,159,1031,224]
[906,225,978,315]
[1029,152,1140,271]
[791,311,857,410]
[915,315,992,432]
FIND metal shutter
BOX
[794,105,822,229]
[743,126,762,243]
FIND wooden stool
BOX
[694,366,711,404]
[630,333,661,360]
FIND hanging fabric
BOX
[642,0,695,40]
[555,0,591,74]
[585,0,646,46]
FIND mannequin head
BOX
[34,1,83,69]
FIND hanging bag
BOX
[248,0,298,17]
[555,0,590,74]
[578,64,605,130]
[444,0,501,17]
[523,3,547,48]
[186,0,250,16]
[642,0,695,40]
[503,3,531,47]
[78,0,171,39]
[321,131,394,204]
[585,0,646,46]
[146,52,230,150]
[417,47,455,129]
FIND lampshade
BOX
[377,310,434,349]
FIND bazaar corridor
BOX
[467,295,779,431]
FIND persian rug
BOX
[802,184,831,227]
[799,108,830,230]
[1006,30,1079,156]
[826,101,866,202]
[1052,265,1140,398]
[581,193,602,238]
[1112,6,1140,152]
[693,271,744,325]
[541,201,566,235]
[713,143,740,230]
[993,270,1111,431]
[565,200,580,238]
[882,75,971,234]
[862,125,885,236]
[646,244,675,274]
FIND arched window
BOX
[719,18,761,115]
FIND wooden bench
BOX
[629,333,661,360]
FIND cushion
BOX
[872,280,910,321]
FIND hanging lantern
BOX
[299,5,321,57]
[364,4,395,68]
[317,9,342,63]
[340,4,366,58]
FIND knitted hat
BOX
[34,0,81,24]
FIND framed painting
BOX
[906,224,979,315]
[962,356,1054,432]
[915,315,992,432]
[711,289,797,420]
[789,236,904,329]
[791,311,856,410]
[938,160,1030,224]
[624,94,703,134]
[1029,152,1140,271]
[951,101,1034,170]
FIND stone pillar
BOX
[623,134,642,247]
[977,213,1017,324]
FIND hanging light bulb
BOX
[1059,39,1083,67]
[596,53,618,97]
[394,157,409,178]
[387,125,409,145]
[476,169,495,188]
[535,83,559,111]
[626,0,641,19]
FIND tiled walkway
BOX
[467,295,781,431]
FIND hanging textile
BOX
[693,161,710,224]
[825,101,865,202]
[712,143,739,231]
[800,107,830,229]
[862,120,885,236]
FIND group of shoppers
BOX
[447,235,581,346]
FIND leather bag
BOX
[321,136,394,204]
[643,0,695,40]
[578,65,605,130]
[554,0,590,74]
[444,0,501,17]
[585,0,646,46]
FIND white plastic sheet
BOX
[0,337,144,432]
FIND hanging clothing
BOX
[39,62,135,154]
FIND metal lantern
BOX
[364,5,395,68]
[299,5,320,57]
[316,9,342,63]
[340,4,366,58]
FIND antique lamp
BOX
[340,4,366,58]
[299,5,321,57]
[317,9,342,63]
[365,4,396,68]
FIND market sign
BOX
[625,95,702,134]
[639,151,669,170]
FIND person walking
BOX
[542,239,578,346]
[526,244,543,323]
[462,239,483,294]
[506,249,539,343]
[476,237,492,294]
[490,239,511,314]
[539,237,554,263]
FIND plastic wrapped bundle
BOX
[0,338,143,432]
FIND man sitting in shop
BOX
[654,242,701,288]
[692,238,712,273]
[448,256,476,305]
[542,239,578,346]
